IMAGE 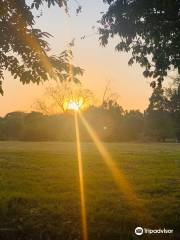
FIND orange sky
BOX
[0,1,153,116]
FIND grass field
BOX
[0,142,179,240]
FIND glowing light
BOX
[67,100,81,111]
[64,97,86,112]
[14,18,56,80]
[79,113,149,223]
[79,113,138,201]
[74,113,88,240]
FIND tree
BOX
[121,110,144,141]
[2,112,26,140]
[144,110,173,142]
[166,76,180,142]
[147,86,168,111]
[100,0,180,87]
[83,96,125,141]
[145,86,174,141]
[0,0,83,94]
[35,82,94,114]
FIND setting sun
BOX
[67,100,81,111]
[64,97,87,112]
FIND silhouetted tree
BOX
[145,86,173,141]
[1,85,179,142]
[0,0,82,94]
[100,0,180,86]
[4,112,27,140]
[144,110,173,142]
[121,110,144,141]
[35,83,93,114]
[147,86,168,111]
[166,77,180,142]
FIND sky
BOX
[0,0,153,117]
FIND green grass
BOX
[0,142,179,240]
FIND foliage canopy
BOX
[0,0,84,95]
[100,0,180,87]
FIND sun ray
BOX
[79,113,152,224]
[79,113,138,202]
[74,113,88,240]
[11,10,56,80]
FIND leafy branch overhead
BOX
[100,0,180,87]
[0,0,83,95]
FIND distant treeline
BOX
[0,96,180,142]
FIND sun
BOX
[64,98,85,112]
[67,100,81,111]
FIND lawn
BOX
[0,142,179,240]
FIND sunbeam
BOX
[9,2,55,80]
[79,113,150,223]
[74,113,88,240]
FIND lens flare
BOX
[64,97,87,112]
[14,20,56,79]
[79,113,149,223]
[74,113,88,240]
[66,100,82,111]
